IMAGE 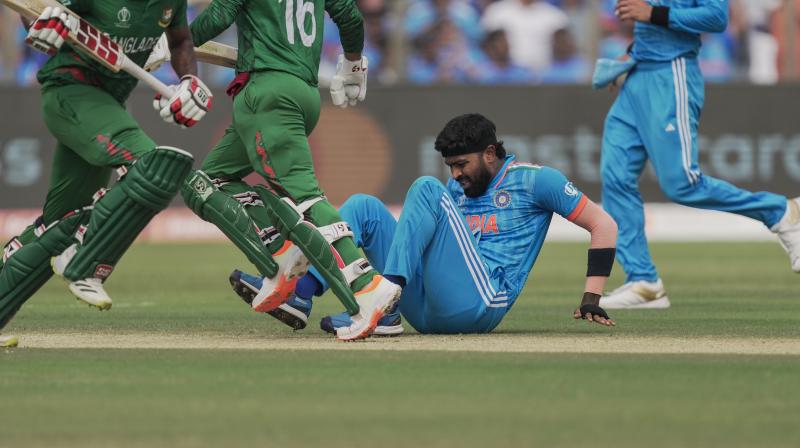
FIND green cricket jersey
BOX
[190,0,364,87]
[37,0,188,103]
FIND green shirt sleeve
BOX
[57,0,88,14]
[190,0,246,47]
[325,0,364,54]
[169,0,189,29]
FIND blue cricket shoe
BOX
[229,269,312,330]
[320,307,404,337]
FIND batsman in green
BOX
[181,0,401,341]
[0,0,214,348]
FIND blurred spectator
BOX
[474,29,535,84]
[557,0,595,60]
[699,33,736,83]
[540,28,590,83]
[405,0,482,43]
[407,20,480,84]
[321,0,391,85]
[480,0,569,71]
[597,17,633,59]
[773,0,800,80]
[738,0,781,84]
[2,0,799,87]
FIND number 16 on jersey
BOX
[282,0,316,47]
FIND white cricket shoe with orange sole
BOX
[251,241,310,313]
[335,275,402,342]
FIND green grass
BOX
[2,242,800,447]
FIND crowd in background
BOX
[1,0,798,87]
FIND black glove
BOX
[578,303,610,320]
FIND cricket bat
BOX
[1,0,239,92]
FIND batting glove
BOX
[144,33,171,72]
[153,75,213,128]
[26,6,79,56]
[330,54,368,108]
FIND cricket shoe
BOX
[52,244,112,310]
[335,275,402,341]
[229,269,311,330]
[250,241,311,313]
[772,197,800,272]
[599,279,670,309]
[0,334,19,348]
[320,307,404,337]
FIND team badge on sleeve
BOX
[564,182,578,197]
[493,190,512,208]
[158,8,174,28]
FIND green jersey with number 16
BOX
[190,0,363,87]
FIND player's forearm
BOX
[572,200,618,295]
[652,3,728,34]
[326,0,364,54]
[167,27,198,77]
[190,0,244,47]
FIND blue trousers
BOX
[601,58,787,282]
[319,178,509,333]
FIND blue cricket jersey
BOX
[447,155,587,303]
[632,0,728,62]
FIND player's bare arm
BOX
[570,199,618,327]
[166,26,198,77]
[614,0,652,23]
[152,27,213,128]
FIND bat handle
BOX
[121,57,175,98]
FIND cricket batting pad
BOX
[0,209,89,329]
[255,186,360,315]
[181,171,279,277]
[63,147,193,281]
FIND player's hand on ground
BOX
[144,34,171,72]
[330,54,368,108]
[25,6,79,56]
[573,292,615,327]
[153,75,213,128]
[614,0,653,23]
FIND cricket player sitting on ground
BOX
[231,114,618,335]
[598,0,800,310]
[0,0,213,348]
[177,0,400,341]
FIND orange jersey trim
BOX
[566,195,588,222]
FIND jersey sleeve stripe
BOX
[565,195,588,222]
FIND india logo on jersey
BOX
[159,8,174,28]
[493,190,512,209]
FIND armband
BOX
[650,6,670,28]
[587,248,616,277]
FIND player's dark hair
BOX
[434,113,506,159]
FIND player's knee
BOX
[341,194,382,215]
[659,176,696,203]
[408,176,446,199]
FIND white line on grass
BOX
[12,333,800,355]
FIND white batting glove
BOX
[330,54,368,108]
[144,33,171,72]
[26,6,79,56]
[152,75,213,128]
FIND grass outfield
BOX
[1,242,799,447]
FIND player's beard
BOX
[460,161,494,198]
